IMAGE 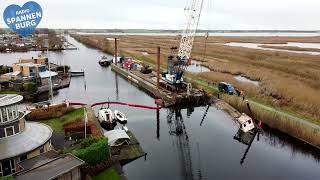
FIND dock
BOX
[36,73,71,94]
[111,64,208,107]
[70,70,85,77]
[85,105,144,164]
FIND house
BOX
[11,60,58,85]
[15,153,84,180]
[0,94,53,177]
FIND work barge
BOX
[111,63,208,107]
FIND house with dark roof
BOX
[15,153,84,180]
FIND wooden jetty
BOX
[111,64,208,107]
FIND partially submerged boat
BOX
[114,110,127,124]
[237,113,255,133]
[99,56,113,67]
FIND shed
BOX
[104,129,130,146]
[15,154,84,180]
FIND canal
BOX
[1,36,319,180]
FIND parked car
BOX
[218,82,235,94]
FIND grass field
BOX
[93,166,120,180]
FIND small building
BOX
[15,154,84,180]
[11,62,58,85]
[0,71,22,81]
[0,94,53,177]
[104,129,130,146]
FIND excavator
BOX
[161,0,204,88]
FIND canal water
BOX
[1,36,319,180]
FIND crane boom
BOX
[162,0,204,86]
[178,0,204,60]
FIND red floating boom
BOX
[68,101,161,110]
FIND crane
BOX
[162,0,205,86]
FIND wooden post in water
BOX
[157,47,160,89]
[114,38,118,65]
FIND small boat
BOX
[237,113,255,133]
[98,108,115,125]
[99,56,113,67]
[114,110,127,124]
[70,70,85,77]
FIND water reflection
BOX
[156,109,160,140]
[199,105,210,126]
[261,125,320,162]
[167,108,194,180]
[114,73,119,101]
[234,128,259,165]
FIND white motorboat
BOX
[98,108,115,124]
[114,110,127,124]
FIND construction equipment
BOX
[162,0,204,86]
[140,64,152,74]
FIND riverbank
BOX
[70,33,320,149]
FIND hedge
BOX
[22,82,37,93]
[73,137,110,166]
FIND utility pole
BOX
[157,47,160,89]
[114,38,118,65]
[45,39,54,104]
[84,108,88,139]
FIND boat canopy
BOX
[104,129,130,146]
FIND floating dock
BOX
[111,64,208,107]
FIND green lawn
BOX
[93,166,120,180]
[0,176,14,180]
[0,90,23,95]
[42,107,85,132]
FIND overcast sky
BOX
[1,0,319,30]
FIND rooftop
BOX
[39,71,58,78]
[15,63,44,67]
[237,113,253,124]
[0,122,52,160]
[15,154,84,180]
[18,150,60,171]
[104,129,130,146]
[2,71,21,77]
[0,94,23,107]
